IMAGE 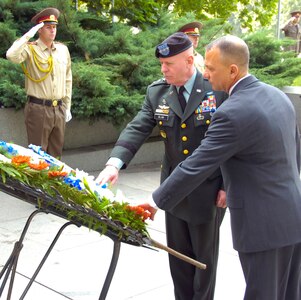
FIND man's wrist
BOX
[105,164,119,171]
[106,157,123,170]
[149,196,158,209]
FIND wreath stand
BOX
[0,178,206,300]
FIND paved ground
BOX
[0,162,245,300]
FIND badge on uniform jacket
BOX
[155,104,170,121]
[156,104,169,114]
[206,91,217,113]
[195,92,217,114]
[195,91,217,120]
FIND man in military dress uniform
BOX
[96,32,228,300]
[178,21,205,73]
[6,7,72,158]
[282,10,301,54]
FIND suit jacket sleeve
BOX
[296,123,301,172]
[152,108,238,210]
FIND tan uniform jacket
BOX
[6,37,72,110]
[194,50,204,73]
[282,21,301,53]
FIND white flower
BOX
[94,185,116,201]
[0,154,11,163]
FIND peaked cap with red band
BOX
[290,10,301,17]
[178,21,202,36]
[31,7,60,25]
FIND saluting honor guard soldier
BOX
[96,32,228,300]
[282,10,301,54]
[178,21,205,73]
[6,7,72,158]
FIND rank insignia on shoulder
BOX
[151,78,167,87]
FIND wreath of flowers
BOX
[0,141,151,240]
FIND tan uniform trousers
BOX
[24,100,66,158]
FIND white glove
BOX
[25,22,44,38]
[65,109,72,122]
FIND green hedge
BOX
[1,1,301,127]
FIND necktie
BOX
[178,86,187,111]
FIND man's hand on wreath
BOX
[95,165,119,186]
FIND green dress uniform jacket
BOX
[110,71,228,225]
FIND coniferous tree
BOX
[0,0,300,126]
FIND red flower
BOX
[48,170,68,177]
[127,205,151,221]
[28,160,49,170]
[11,155,31,165]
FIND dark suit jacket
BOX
[110,71,228,225]
[153,75,301,252]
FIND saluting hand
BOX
[26,22,44,38]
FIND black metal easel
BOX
[0,177,205,299]
[0,179,147,300]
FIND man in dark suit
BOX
[145,35,301,299]
[96,32,228,299]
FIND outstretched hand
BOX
[137,203,158,221]
[95,165,119,186]
[216,189,227,208]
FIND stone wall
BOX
[0,108,159,149]
[0,108,163,171]
[1,86,300,171]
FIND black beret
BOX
[155,32,193,58]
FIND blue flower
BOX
[64,176,83,190]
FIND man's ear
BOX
[230,64,239,77]
[188,55,194,66]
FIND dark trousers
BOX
[239,242,301,300]
[165,207,225,300]
[24,101,66,158]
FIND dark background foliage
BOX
[1,0,301,127]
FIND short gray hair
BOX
[206,35,249,68]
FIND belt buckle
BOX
[52,99,58,107]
